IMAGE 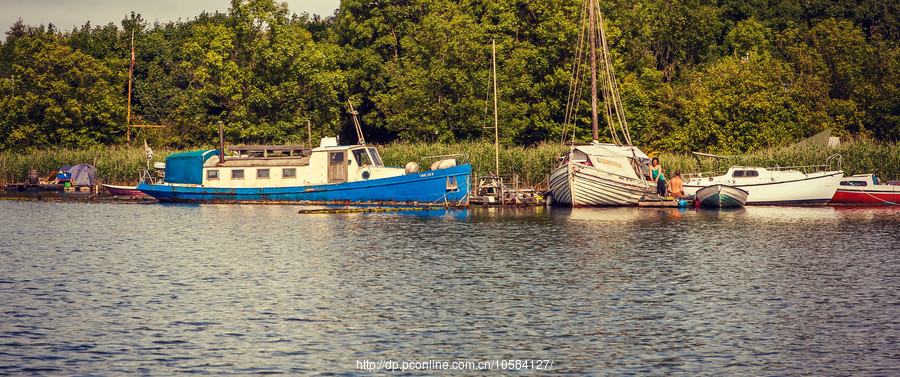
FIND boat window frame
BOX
[283,168,296,179]
[733,170,759,178]
[207,169,219,180]
[840,180,868,187]
[367,147,384,166]
[257,168,270,179]
[232,169,244,180]
[352,148,372,167]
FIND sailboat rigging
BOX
[548,0,653,207]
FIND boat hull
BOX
[695,184,748,208]
[102,184,147,196]
[831,187,899,204]
[136,164,471,204]
[549,162,652,207]
[684,171,843,205]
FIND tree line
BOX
[1,0,898,154]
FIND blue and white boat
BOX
[137,138,471,204]
[694,184,748,208]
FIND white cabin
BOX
[197,140,406,189]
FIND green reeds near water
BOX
[376,140,568,188]
[2,138,897,187]
[658,137,900,181]
[0,147,183,186]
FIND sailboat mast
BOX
[588,0,600,143]
[492,39,500,176]
[127,29,134,142]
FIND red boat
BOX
[102,184,148,197]
[830,174,899,205]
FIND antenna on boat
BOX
[347,100,366,145]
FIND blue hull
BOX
[137,164,471,204]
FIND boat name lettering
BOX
[419,172,434,178]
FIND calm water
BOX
[1,200,899,375]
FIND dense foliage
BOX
[1,0,898,154]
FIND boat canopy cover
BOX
[163,150,219,185]
[58,164,97,186]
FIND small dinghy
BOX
[694,184,748,208]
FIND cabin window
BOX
[232,169,244,180]
[257,169,270,179]
[283,168,296,178]
[207,170,219,180]
[733,170,759,178]
[841,180,867,187]
[745,170,759,177]
[353,149,372,167]
[733,170,744,177]
[367,148,383,166]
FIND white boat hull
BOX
[684,168,843,205]
[549,162,652,207]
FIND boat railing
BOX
[139,169,162,185]
[418,154,470,168]
[683,170,728,180]
[685,154,843,180]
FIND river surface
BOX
[1,200,899,375]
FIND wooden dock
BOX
[638,197,692,207]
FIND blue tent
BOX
[163,150,219,185]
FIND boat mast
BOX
[348,100,366,145]
[588,0,600,144]
[127,29,134,143]
[492,39,500,176]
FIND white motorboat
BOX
[683,162,843,205]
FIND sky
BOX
[0,0,341,33]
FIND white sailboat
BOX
[682,154,844,205]
[548,0,653,207]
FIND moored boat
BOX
[683,162,843,205]
[547,1,654,207]
[549,144,653,207]
[694,184,748,208]
[102,184,147,197]
[830,174,899,205]
[136,138,471,204]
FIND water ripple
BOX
[0,202,898,375]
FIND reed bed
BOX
[376,140,568,188]
[657,137,900,180]
[0,146,186,185]
[2,138,897,187]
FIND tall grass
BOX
[376,140,568,188]
[2,138,897,187]
[0,146,184,185]
[657,137,900,180]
